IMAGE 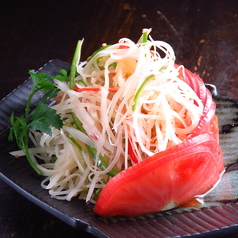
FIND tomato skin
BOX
[94,133,224,216]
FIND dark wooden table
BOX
[1,0,238,237]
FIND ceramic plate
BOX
[1,59,238,238]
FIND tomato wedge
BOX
[94,133,224,216]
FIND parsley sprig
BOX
[8,70,66,175]
[8,40,82,176]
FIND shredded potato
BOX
[14,29,204,203]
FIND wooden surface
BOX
[0,0,238,237]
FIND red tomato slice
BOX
[94,133,224,216]
[182,67,219,141]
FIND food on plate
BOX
[9,28,224,216]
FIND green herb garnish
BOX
[8,71,64,175]
[132,74,155,111]
[69,40,83,90]
[87,44,111,62]
[138,29,151,43]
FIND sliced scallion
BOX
[69,40,83,90]
[132,74,155,111]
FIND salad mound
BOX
[9,29,224,216]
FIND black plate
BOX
[1,59,238,238]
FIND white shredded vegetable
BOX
[13,29,204,202]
